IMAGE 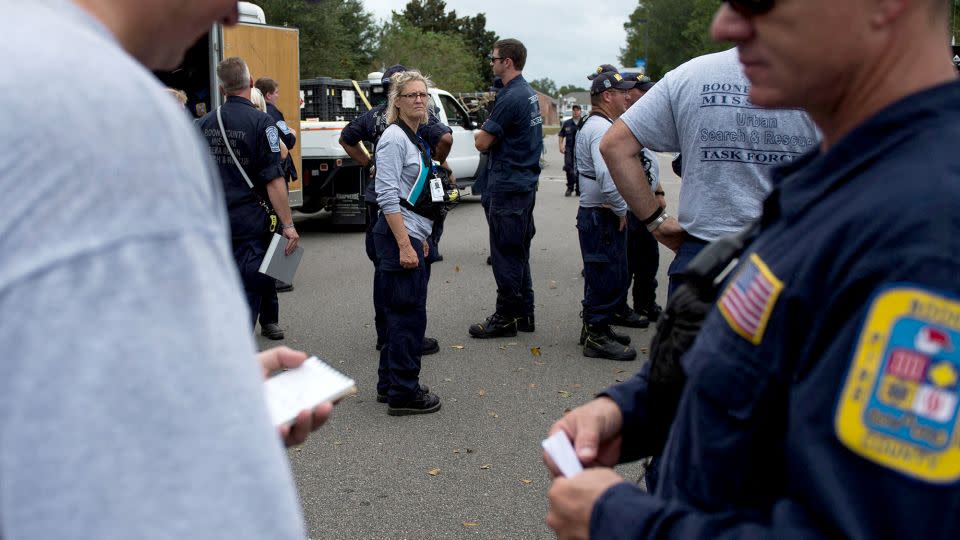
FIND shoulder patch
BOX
[717,253,783,345]
[266,125,280,153]
[276,120,292,135]
[835,286,960,484]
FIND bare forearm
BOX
[600,121,659,220]
[382,211,411,248]
[265,177,293,226]
[341,142,371,167]
[433,134,453,163]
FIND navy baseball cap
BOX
[622,72,655,92]
[590,71,634,95]
[381,64,408,84]
[587,64,619,80]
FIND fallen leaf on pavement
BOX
[454,449,461,454]
[478,389,487,396]
[480,464,492,470]
[452,345,465,350]
[488,411,500,418]
[529,383,538,389]
[530,347,542,357]
[463,522,480,527]
[427,468,441,476]
[533,361,545,366]
[640,347,649,353]
[466,448,474,453]
[521,479,533,484]
[549,281,558,289]
[455,265,461,273]
[558,390,572,398]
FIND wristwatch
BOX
[281,223,296,230]
[646,212,669,233]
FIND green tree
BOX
[397,0,498,90]
[374,19,483,93]
[620,0,725,79]
[558,85,587,95]
[529,78,558,96]
[251,0,378,79]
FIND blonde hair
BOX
[250,87,268,113]
[164,87,188,106]
[385,70,433,126]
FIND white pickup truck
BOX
[297,77,483,224]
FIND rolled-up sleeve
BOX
[375,131,404,214]
[592,135,628,215]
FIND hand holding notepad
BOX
[542,431,584,477]
[264,356,356,427]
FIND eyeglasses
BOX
[400,92,429,101]
[725,0,775,16]
[487,54,506,63]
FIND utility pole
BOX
[638,17,650,75]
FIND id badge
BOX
[430,175,445,203]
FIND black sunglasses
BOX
[725,0,775,16]
[487,54,506,63]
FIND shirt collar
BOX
[772,80,960,221]
[226,95,256,109]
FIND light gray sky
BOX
[361,0,641,91]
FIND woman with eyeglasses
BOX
[371,70,443,416]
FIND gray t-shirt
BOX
[0,2,306,538]
[576,114,629,216]
[620,48,820,241]
[375,124,434,241]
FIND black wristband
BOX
[641,205,664,225]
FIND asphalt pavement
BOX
[258,139,680,539]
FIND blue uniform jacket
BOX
[197,96,283,240]
[340,103,451,203]
[266,102,296,149]
[595,80,960,538]
[481,75,543,193]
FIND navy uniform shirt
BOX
[266,101,296,149]
[340,102,452,203]
[197,96,284,240]
[559,117,578,150]
[596,80,960,538]
[482,75,543,193]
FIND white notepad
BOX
[258,233,304,284]
[541,431,584,477]
[263,356,356,426]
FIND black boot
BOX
[611,306,649,328]
[578,323,630,346]
[469,313,518,338]
[517,314,535,332]
[636,302,663,323]
[582,324,637,361]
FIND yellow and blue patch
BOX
[717,253,784,345]
[835,286,960,484]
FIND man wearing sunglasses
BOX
[545,1,960,538]
[469,38,544,339]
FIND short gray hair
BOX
[217,57,251,94]
[385,70,433,126]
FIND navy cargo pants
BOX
[488,190,536,318]
[577,207,629,326]
[232,235,275,329]
[625,212,659,310]
[372,218,429,403]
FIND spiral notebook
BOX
[263,356,356,426]
[258,233,304,284]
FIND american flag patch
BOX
[717,253,784,345]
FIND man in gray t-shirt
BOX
[605,48,819,295]
[0,1,328,538]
